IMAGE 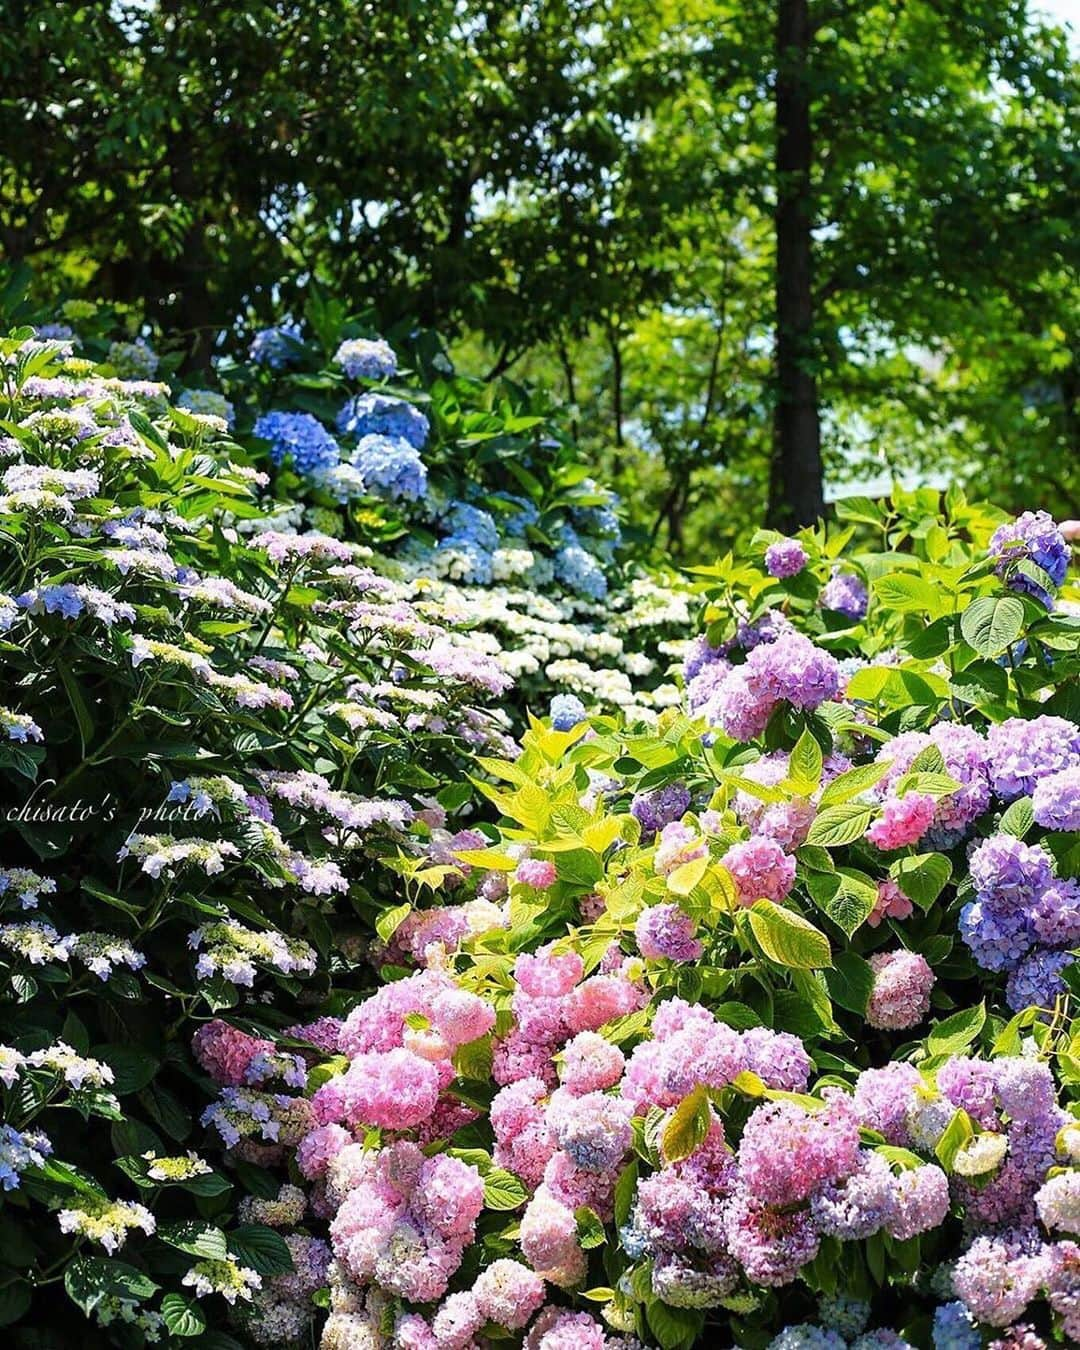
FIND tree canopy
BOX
[0,0,1076,542]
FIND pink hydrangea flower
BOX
[516,858,558,889]
[866,950,935,1030]
[559,1031,625,1095]
[720,836,796,906]
[333,1048,441,1129]
[192,1019,268,1086]
[514,945,584,998]
[867,879,914,928]
[472,1259,546,1329]
[866,793,936,850]
[296,1123,351,1180]
[738,1090,860,1206]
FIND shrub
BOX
[5,317,1080,1350]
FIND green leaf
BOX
[890,853,952,910]
[805,804,872,848]
[873,572,940,614]
[999,796,1034,839]
[661,1084,712,1164]
[747,901,832,969]
[928,1002,986,1057]
[788,728,824,793]
[226,1224,295,1276]
[960,595,1025,657]
[817,758,889,806]
[574,1205,607,1249]
[375,902,411,942]
[482,1168,528,1210]
[554,848,603,886]
[161,1293,207,1338]
[614,1160,639,1228]
[0,1283,30,1328]
[935,1108,975,1173]
[666,856,708,896]
[158,1221,228,1261]
[815,868,877,936]
[645,1297,704,1350]
[825,951,874,1015]
[65,1256,159,1314]
[95,1045,159,1095]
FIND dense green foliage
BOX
[1,1,1076,539]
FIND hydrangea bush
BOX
[5,315,1080,1350]
[213,308,692,724]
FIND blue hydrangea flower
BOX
[555,541,608,599]
[550,693,586,731]
[931,1302,980,1350]
[334,337,397,381]
[441,502,499,553]
[252,411,340,475]
[349,434,427,501]
[249,322,302,369]
[988,510,1069,607]
[1006,947,1072,1012]
[336,393,429,450]
[177,389,235,428]
[435,536,493,584]
[498,494,541,537]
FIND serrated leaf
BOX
[226,1224,294,1276]
[482,1168,528,1211]
[999,796,1034,838]
[805,804,872,847]
[935,1108,975,1172]
[666,855,709,896]
[159,1221,228,1261]
[928,1002,986,1057]
[161,1293,206,1337]
[661,1085,711,1163]
[890,852,952,909]
[374,902,411,942]
[788,728,824,793]
[748,900,832,969]
[960,595,1025,657]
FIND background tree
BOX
[1,0,1075,543]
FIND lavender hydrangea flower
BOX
[986,716,1080,801]
[1032,766,1080,832]
[821,568,869,620]
[765,538,808,579]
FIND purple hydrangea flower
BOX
[969,836,1054,905]
[635,904,703,963]
[631,783,691,836]
[986,716,1080,802]
[1032,766,1080,832]
[822,569,868,620]
[765,538,808,579]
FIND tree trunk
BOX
[768,0,824,529]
